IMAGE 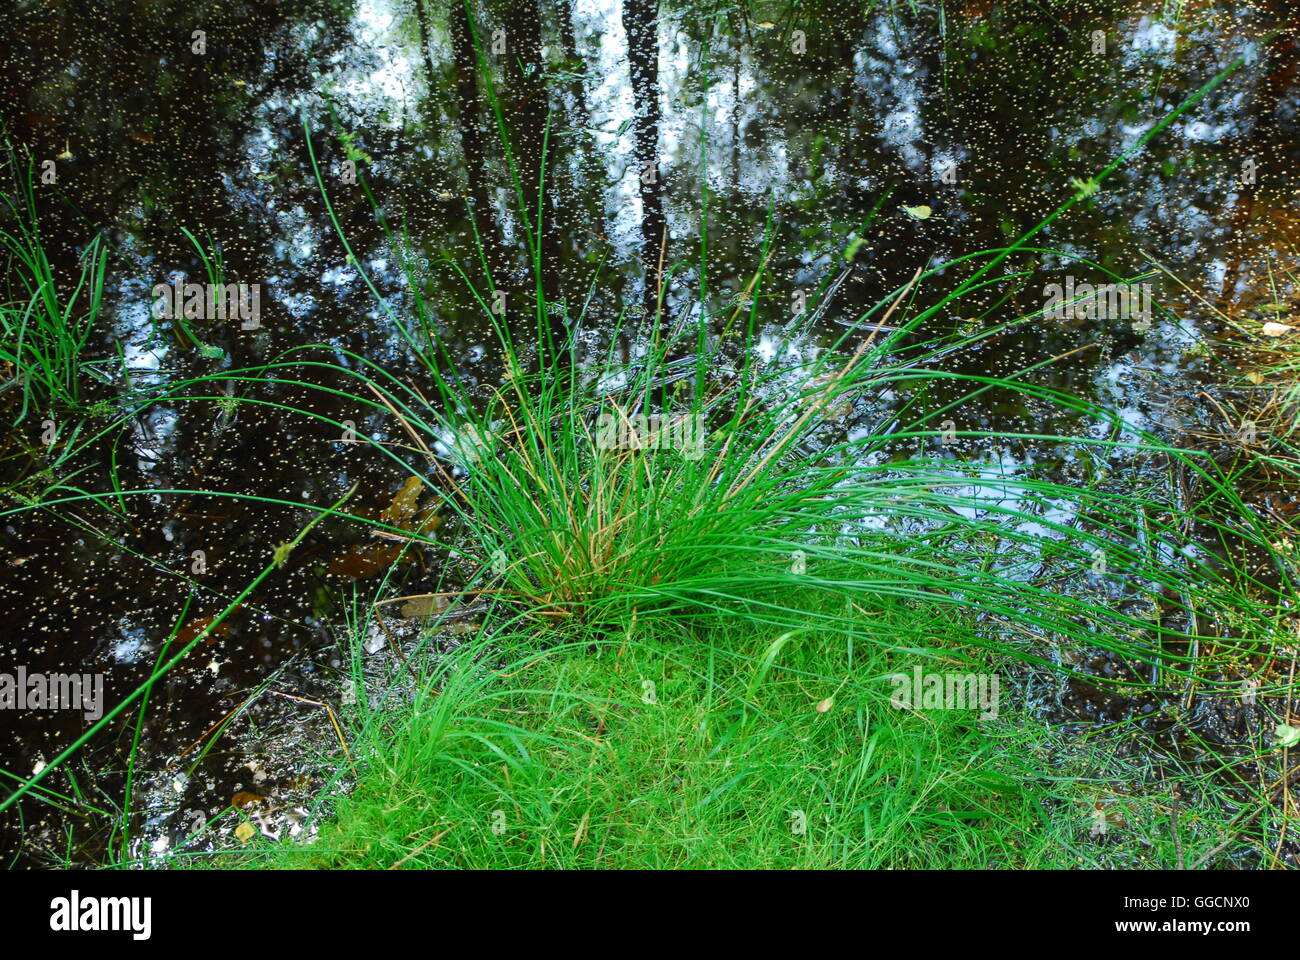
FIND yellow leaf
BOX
[380,475,426,528]
[401,594,451,618]
[235,821,256,843]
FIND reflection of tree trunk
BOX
[1222,22,1294,308]
[450,0,509,293]
[730,56,740,190]
[623,0,665,333]
[414,0,438,93]
[496,0,568,358]
[550,0,596,178]
[552,0,579,67]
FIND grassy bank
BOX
[218,594,1255,870]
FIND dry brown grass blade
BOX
[366,381,469,513]
[268,690,356,775]
[387,826,454,869]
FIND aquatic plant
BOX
[99,53,1286,690]
[0,146,107,424]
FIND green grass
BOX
[228,599,1051,868]
[210,589,1266,869]
[0,145,107,423]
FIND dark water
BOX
[0,0,1296,865]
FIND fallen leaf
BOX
[328,543,403,579]
[415,505,442,533]
[1276,724,1300,748]
[234,821,256,843]
[231,791,264,810]
[401,595,451,618]
[380,475,426,528]
[176,614,234,646]
[902,204,933,220]
[1262,322,1294,337]
[816,697,834,713]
